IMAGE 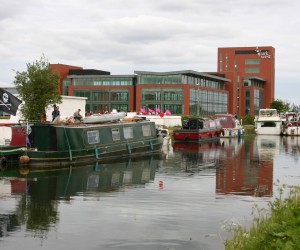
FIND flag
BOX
[0,88,22,116]
[165,109,172,115]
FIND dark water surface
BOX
[1,135,300,250]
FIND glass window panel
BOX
[87,131,100,144]
[112,128,120,141]
[245,67,260,73]
[123,127,134,139]
[142,125,151,137]
[245,59,260,64]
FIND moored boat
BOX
[172,117,223,142]
[281,112,300,136]
[0,123,27,146]
[212,114,244,137]
[254,109,282,135]
[0,119,163,167]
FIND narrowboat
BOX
[212,114,244,137]
[0,119,163,167]
[172,117,223,142]
[254,109,282,135]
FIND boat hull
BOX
[282,126,300,136]
[173,129,221,142]
[24,138,162,167]
[255,126,282,135]
[221,128,243,138]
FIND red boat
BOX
[173,117,223,142]
[0,123,27,146]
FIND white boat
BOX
[212,114,244,137]
[281,112,300,136]
[255,109,282,135]
[83,112,126,124]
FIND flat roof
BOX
[134,70,231,82]
[66,74,136,79]
[244,76,266,82]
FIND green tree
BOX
[269,99,290,113]
[14,55,61,120]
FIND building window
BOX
[73,90,90,99]
[245,59,260,65]
[138,74,181,84]
[245,67,260,73]
[244,89,251,115]
[142,89,161,101]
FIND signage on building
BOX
[255,48,271,59]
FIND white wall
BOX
[45,96,87,121]
[0,95,87,123]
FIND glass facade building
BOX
[135,71,229,116]
[55,67,230,116]
[62,75,135,113]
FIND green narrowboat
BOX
[13,120,163,167]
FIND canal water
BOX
[0,135,299,250]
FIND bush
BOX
[241,115,255,125]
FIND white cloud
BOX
[0,0,300,104]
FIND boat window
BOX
[112,128,120,141]
[262,122,277,127]
[142,125,152,136]
[87,130,100,144]
[123,127,134,139]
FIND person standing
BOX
[52,104,57,121]
[53,106,60,123]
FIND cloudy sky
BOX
[1,0,299,104]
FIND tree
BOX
[14,55,61,120]
[269,99,290,113]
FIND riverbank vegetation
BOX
[224,185,300,250]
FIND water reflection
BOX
[282,136,300,162]
[1,136,299,250]
[172,136,274,197]
[0,155,160,239]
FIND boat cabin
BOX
[212,114,237,129]
[282,112,300,126]
[258,109,278,117]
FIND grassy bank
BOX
[224,186,300,249]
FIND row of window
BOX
[141,89,183,101]
[71,78,134,86]
[86,124,152,144]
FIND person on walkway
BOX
[52,104,57,121]
[53,106,60,123]
[73,109,83,122]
